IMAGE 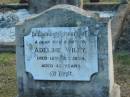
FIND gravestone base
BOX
[16,84,120,97]
[110,84,120,97]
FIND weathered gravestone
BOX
[16,4,120,97]
[29,0,83,13]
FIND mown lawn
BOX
[114,52,130,97]
[0,53,17,97]
[0,0,19,4]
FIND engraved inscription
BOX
[24,27,98,81]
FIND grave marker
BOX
[16,4,120,97]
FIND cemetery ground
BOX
[0,0,19,4]
[0,53,17,97]
[0,52,130,97]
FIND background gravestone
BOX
[29,0,83,13]
[16,4,120,97]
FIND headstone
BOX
[120,0,128,4]
[16,4,120,97]
[29,0,83,13]
[111,4,128,50]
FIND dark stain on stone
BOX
[18,77,24,96]
[102,86,109,97]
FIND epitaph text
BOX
[24,27,98,81]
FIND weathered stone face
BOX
[16,4,119,97]
[29,0,83,13]
[24,27,98,81]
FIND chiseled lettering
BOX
[35,48,49,53]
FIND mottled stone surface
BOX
[83,3,128,51]
[29,0,83,13]
[16,4,119,97]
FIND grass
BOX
[0,0,19,4]
[114,52,130,66]
[0,53,17,97]
[114,52,130,81]
[114,52,130,97]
